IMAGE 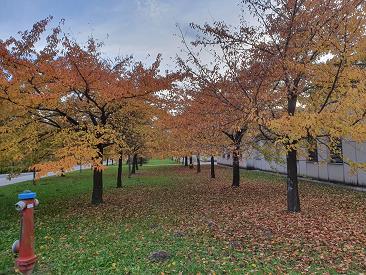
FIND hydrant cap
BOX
[18,190,36,200]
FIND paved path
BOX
[0,161,211,188]
[0,172,35,187]
[0,165,91,187]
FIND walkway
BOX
[0,165,91,187]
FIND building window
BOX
[308,138,318,162]
[330,139,343,164]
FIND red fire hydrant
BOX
[12,190,39,275]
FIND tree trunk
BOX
[135,154,139,171]
[60,168,65,177]
[111,159,114,165]
[128,154,132,178]
[232,149,240,187]
[287,148,300,212]
[92,168,103,204]
[131,154,136,174]
[210,155,215,179]
[32,167,36,185]
[140,157,143,166]
[184,156,188,166]
[196,154,201,173]
[117,155,122,188]
[92,145,104,205]
[286,94,300,212]
[106,158,109,166]
[189,156,193,169]
[79,163,82,173]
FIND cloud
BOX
[0,0,250,70]
[135,0,169,19]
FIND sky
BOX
[0,0,249,70]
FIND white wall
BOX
[218,140,366,186]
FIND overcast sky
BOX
[0,0,251,70]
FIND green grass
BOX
[1,160,366,274]
[143,159,177,166]
[0,159,227,274]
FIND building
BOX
[217,139,366,187]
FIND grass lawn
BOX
[1,159,366,274]
[142,159,179,166]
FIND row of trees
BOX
[167,0,366,212]
[0,17,179,204]
[1,1,366,213]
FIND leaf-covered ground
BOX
[1,160,366,274]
